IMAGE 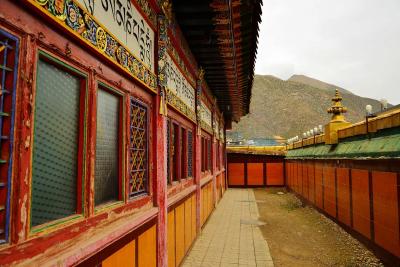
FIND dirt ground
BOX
[254,188,384,267]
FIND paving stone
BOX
[181,189,274,267]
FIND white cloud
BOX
[255,0,400,104]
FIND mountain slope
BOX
[231,75,383,139]
[288,74,353,95]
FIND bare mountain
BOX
[231,75,384,139]
[288,74,353,95]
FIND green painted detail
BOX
[31,59,81,227]
[287,127,400,159]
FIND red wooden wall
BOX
[286,160,400,263]
[227,154,285,187]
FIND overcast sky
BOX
[255,0,400,105]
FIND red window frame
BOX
[30,51,87,229]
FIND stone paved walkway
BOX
[182,189,274,267]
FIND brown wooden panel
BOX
[302,163,309,200]
[323,166,336,218]
[228,163,245,185]
[102,240,135,267]
[298,163,303,195]
[138,224,156,267]
[191,195,197,243]
[351,169,371,239]
[184,197,192,252]
[175,204,185,265]
[248,163,264,185]
[267,163,284,186]
[372,171,400,257]
[315,164,323,209]
[167,211,176,267]
[292,163,296,189]
[200,188,204,226]
[337,168,351,226]
[308,164,315,204]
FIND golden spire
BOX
[327,89,347,122]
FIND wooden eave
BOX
[172,0,262,122]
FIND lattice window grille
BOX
[187,131,193,177]
[207,140,211,170]
[129,98,148,197]
[0,29,18,244]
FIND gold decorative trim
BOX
[26,0,157,92]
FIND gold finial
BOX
[161,0,173,22]
[198,67,205,81]
[327,89,347,122]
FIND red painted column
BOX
[155,93,167,267]
[156,13,168,267]
[195,126,202,232]
[212,136,217,207]
[195,76,203,233]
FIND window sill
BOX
[94,200,125,214]
[29,214,84,236]
[10,207,159,266]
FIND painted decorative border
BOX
[26,0,157,92]
[136,0,157,27]
[167,23,198,75]
[166,89,196,122]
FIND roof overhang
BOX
[172,0,262,122]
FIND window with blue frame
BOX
[0,29,19,243]
[129,97,148,197]
[187,130,193,177]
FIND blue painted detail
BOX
[0,28,19,244]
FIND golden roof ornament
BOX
[161,0,173,22]
[198,67,205,81]
[327,89,348,122]
[324,89,351,144]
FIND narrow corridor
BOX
[182,189,274,267]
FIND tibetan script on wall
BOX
[165,53,196,121]
[78,0,154,71]
[200,100,212,133]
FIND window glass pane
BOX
[129,98,148,197]
[31,59,80,226]
[95,89,119,205]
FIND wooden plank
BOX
[184,197,192,252]
[138,224,157,267]
[351,169,371,239]
[191,195,197,243]
[167,211,176,267]
[102,240,135,267]
[247,163,264,186]
[228,163,245,186]
[175,204,185,265]
[372,171,400,257]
